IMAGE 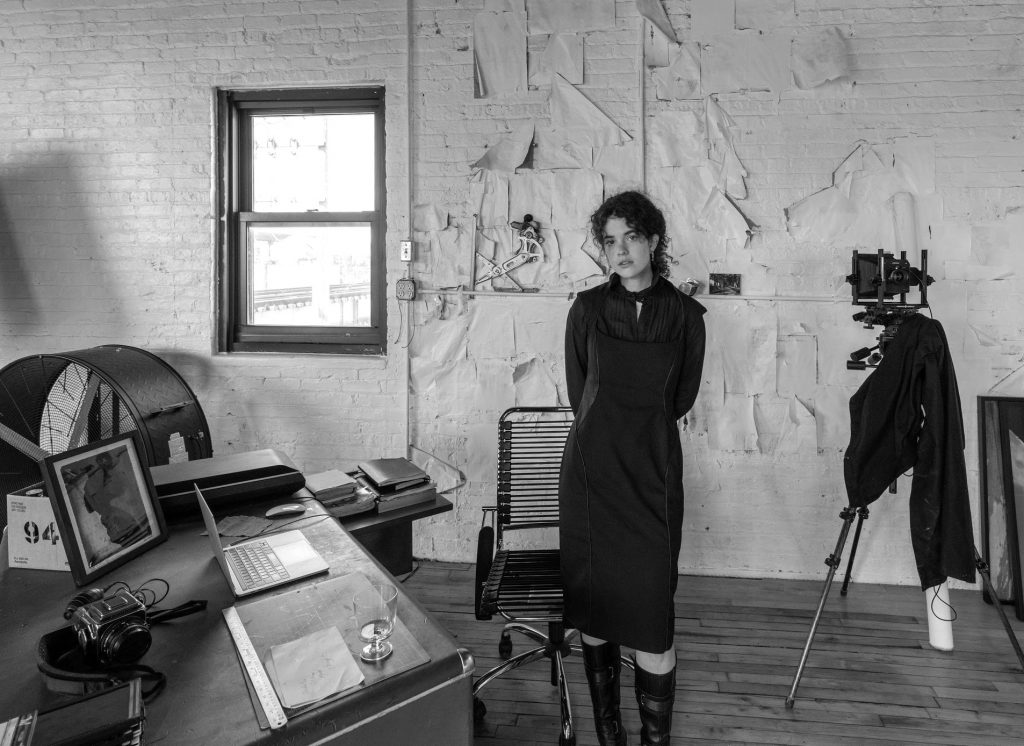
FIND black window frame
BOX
[216,87,387,355]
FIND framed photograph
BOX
[41,432,168,587]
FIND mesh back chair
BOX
[473,406,632,746]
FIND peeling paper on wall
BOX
[471,170,510,229]
[637,0,677,44]
[413,203,448,232]
[698,188,752,248]
[551,169,603,231]
[792,26,848,89]
[467,302,517,359]
[529,33,583,87]
[513,357,559,405]
[476,358,517,413]
[509,170,554,229]
[648,110,705,168]
[773,396,817,455]
[526,0,615,34]
[531,126,592,170]
[814,385,855,451]
[652,43,701,99]
[464,422,498,482]
[700,31,790,98]
[473,11,528,99]
[471,120,535,172]
[558,230,604,283]
[550,74,632,148]
[690,0,735,39]
[736,0,794,31]
[592,141,642,194]
[776,335,818,398]
[432,225,472,289]
[709,393,758,452]
[705,98,747,199]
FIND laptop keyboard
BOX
[225,540,290,591]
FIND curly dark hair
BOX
[589,190,671,278]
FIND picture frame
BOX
[40,432,168,587]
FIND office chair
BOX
[472,407,633,746]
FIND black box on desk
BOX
[150,449,306,521]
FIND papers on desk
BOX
[263,626,364,709]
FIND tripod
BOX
[785,505,1024,709]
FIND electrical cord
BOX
[225,513,334,547]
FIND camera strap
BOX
[148,599,208,624]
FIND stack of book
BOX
[305,469,374,518]
[355,457,437,513]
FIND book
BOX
[357,458,428,492]
[376,484,437,513]
[305,469,357,501]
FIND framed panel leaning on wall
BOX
[978,395,1024,621]
[41,432,168,586]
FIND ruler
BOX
[222,606,288,729]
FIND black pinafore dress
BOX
[559,329,685,654]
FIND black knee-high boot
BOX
[582,641,627,746]
[634,665,675,745]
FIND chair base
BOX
[473,621,636,746]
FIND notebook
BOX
[195,485,329,598]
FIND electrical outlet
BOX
[396,277,416,301]
[400,240,413,262]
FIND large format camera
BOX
[71,588,152,666]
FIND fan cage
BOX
[0,345,212,522]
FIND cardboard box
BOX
[6,483,71,572]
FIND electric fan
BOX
[0,345,212,527]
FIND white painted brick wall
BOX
[2,1,1022,589]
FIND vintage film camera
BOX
[68,587,152,666]
[845,249,933,370]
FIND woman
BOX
[559,190,706,745]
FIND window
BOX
[217,88,386,354]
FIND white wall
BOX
[1,1,1021,587]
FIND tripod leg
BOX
[974,546,1024,672]
[786,507,857,709]
[840,507,869,597]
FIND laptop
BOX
[195,485,329,597]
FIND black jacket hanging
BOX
[844,313,976,590]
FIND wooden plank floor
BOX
[402,561,1024,745]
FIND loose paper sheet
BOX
[698,188,751,248]
[736,0,795,31]
[526,0,615,35]
[690,0,735,39]
[532,125,593,170]
[652,43,701,100]
[709,393,758,452]
[474,11,528,98]
[509,170,554,229]
[513,357,560,406]
[776,336,818,397]
[648,110,705,168]
[792,26,848,89]
[473,170,510,229]
[264,626,363,709]
[701,30,791,97]
[468,303,517,359]
[551,169,603,231]
[530,33,584,87]
[592,140,642,195]
[472,120,535,173]
[550,73,632,148]
[637,0,677,43]
[705,98,748,200]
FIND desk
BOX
[0,498,473,745]
[337,495,453,576]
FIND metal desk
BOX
[0,498,473,745]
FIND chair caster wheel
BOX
[498,631,513,659]
[473,696,487,723]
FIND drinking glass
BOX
[353,581,398,662]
